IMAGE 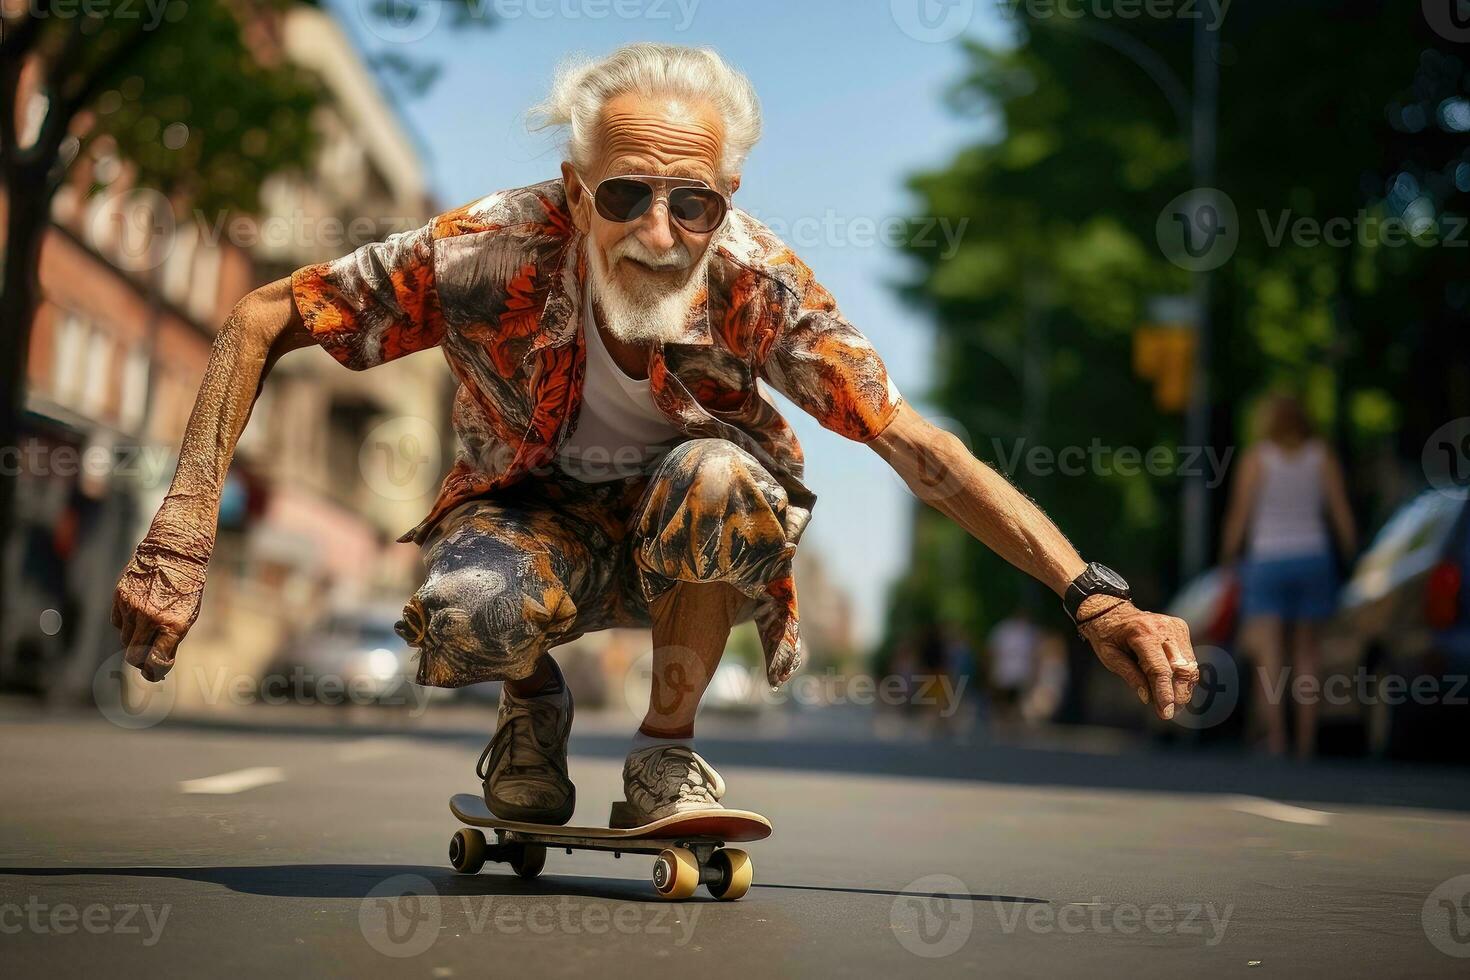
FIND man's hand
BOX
[1077,599,1199,720]
[111,515,213,682]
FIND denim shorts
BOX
[1240,552,1338,622]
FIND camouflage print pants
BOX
[395,439,795,687]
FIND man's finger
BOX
[125,621,159,669]
[1129,637,1176,720]
[1166,638,1199,708]
[1095,644,1149,704]
[141,631,180,683]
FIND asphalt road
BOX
[4,704,1470,978]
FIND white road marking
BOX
[179,767,285,795]
[1223,795,1333,826]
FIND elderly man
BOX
[113,43,1198,827]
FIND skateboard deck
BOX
[447,793,771,901]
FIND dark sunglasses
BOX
[577,173,729,234]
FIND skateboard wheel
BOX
[450,828,487,874]
[511,844,546,880]
[652,847,699,900]
[706,848,752,901]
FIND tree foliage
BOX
[888,1,1470,646]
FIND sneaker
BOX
[612,743,726,827]
[476,660,575,825]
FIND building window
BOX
[50,313,88,409]
[119,346,152,433]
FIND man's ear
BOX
[562,161,590,233]
[728,173,741,195]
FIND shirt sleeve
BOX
[290,221,445,371]
[759,262,903,443]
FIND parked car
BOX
[1318,490,1470,758]
[264,604,445,709]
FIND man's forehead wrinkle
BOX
[594,102,724,180]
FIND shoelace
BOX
[477,697,562,781]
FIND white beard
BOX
[585,235,709,345]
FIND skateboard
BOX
[447,794,772,901]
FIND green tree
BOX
[891,2,1470,651]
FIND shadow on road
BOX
[0,865,1047,906]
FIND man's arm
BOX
[869,402,1200,720]
[112,278,312,681]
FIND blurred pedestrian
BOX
[1221,392,1358,758]
[986,608,1041,724]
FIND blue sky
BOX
[332,0,1008,643]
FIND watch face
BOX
[1091,563,1128,591]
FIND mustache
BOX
[607,236,694,271]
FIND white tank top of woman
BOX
[1248,440,1331,560]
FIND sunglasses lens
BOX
[595,178,654,222]
[669,188,725,233]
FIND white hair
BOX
[530,42,762,182]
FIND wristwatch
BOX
[1063,562,1132,624]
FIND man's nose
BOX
[633,199,678,253]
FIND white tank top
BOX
[556,292,681,483]
[1248,440,1331,559]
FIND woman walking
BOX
[1221,393,1358,758]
